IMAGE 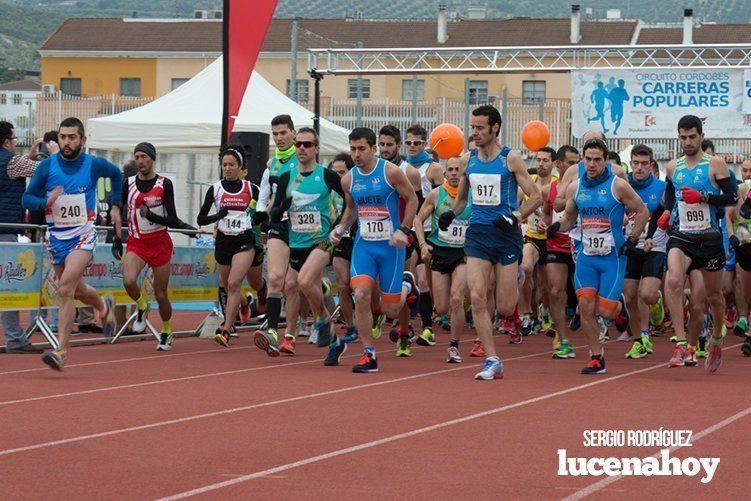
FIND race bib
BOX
[527,210,544,234]
[582,228,613,256]
[290,210,322,233]
[469,173,501,206]
[136,204,166,234]
[218,210,250,235]
[358,206,392,241]
[438,220,468,245]
[52,193,87,227]
[678,201,711,232]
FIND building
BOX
[0,79,41,145]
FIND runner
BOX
[622,144,667,359]
[22,117,121,370]
[404,124,444,346]
[519,146,558,336]
[329,127,419,373]
[255,127,344,358]
[732,157,751,340]
[663,115,737,373]
[328,153,359,345]
[731,177,751,355]
[118,142,182,351]
[547,138,649,374]
[541,145,580,358]
[442,105,542,380]
[250,114,298,354]
[196,144,259,348]
[414,155,471,363]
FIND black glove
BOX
[740,199,751,220]
[269,205,285,224]
[730,234,740,250]
[546,221,561,239]
[438,211,455,231]
[252,210,269,226]
[111,236,123,261]
[268,175,280,186]
[619,236,639,257]
[493,212,519,232]
[139,205,155,223]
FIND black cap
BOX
[134,142,156,160]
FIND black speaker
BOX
[229,131,270,185]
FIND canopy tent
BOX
[87,57,350,155]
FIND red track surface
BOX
[2,314,749,499]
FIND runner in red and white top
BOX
[117,142,182,351]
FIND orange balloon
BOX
[521,120,551,152]
[429,123,466,159]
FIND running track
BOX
[2,313,750,499]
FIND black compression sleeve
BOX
[270,172,292,222]
[664,178,676,212]
[197,186,223,226]
[706,176,738,206]
[145,178,180,227]
[646,205,665,239]
[324,168,345,199]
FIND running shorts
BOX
[333,236,354,262]
[464,224,522,266]
[47,227,97,266]
[289,240,333,273]
[545,250,574,269]
[625,250,666,280]
[667,232,725,273]
[267,220,289,245]
[574,253,627,303]
[429,245,466,275]
[252,244,264,268]
[736,244,751,272]
[350,238,406,302]
[523,235,547,266]
[126,234,174,268]
[214,233,256,266]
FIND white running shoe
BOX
[446,346,462,363]
[474,356,504,380]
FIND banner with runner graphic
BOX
[572,69,751,139]
[0,242,44,311]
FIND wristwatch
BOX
[399,224,411,235]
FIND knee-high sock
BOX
[267,293,282,330]
[419,291,433,329]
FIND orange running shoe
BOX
[668,343,687,368]
[279,336,296,355]
[469,340,485,357]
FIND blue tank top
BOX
[670,154,720,234]
[575,174,625,257]
[45,153,97,239]
[350,158,400,243]
[466,146,517,225]
[629,174,666,214]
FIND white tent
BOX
[87,57,350,155]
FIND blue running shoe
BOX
[101,294,116,338]
[324,338,347,366]
[569,311,581,331]
[474,356,504,380]
[342,326,359,343]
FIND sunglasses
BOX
[404,140,424,147]
[295,140,317,149]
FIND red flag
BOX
[222,0,278,143]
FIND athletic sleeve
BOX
[144,178,180,227]
[707,176,738,207]
[92,158,123,207]
[257,168,271,212]
[664,178,676,212]
[21,159,51,211]
[269,172,291,223]
[196,186,221,226]
[324,168,345,199]
[121,178,128,207]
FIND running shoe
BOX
[101,294,117,338]
[438,314,451,331]
[316,318,332,347]
[446,345,462,363]
[416,326,436,346]
[541,307,553,333]
[617,331,633,342]
[614,295,630,334]
[741,336,751,357]
[396,336,412,357]
[734,317,749,337]
[695,337,708,358]
[279,335,296,355]
[640,334,654,354]
[532,317,543,335]
[520,314,534,336]
[324,338,347,366]
[668,343,688,368]
[625,340,648,359]
[352,352,378,373]
[569,311,581,331]
[546,327,557,339]
[669,334,678,343]
[553,339,575,359]
[684,345,698,367]
[388,324,401,343]
[342,326,359,343]
[598,318,609,342]
[308,324,319,345]
[253,328,280,357]
[581,355,606,375]
[133,304,150,333]
[474,356,504,380]
[648,291,665,327]
[41,350,65,371]
[501,316,517,335]
[724,305,736,329]
[156,332,174,351]
[705,337,723,374]
[371,312,385,339]
[239,299,251,324]
[508,330,522,345]
[469,340,485,357]
[298,317,310,337]
[213,329,230,347]
[403,271,419,310]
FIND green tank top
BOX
[428,186,472,248]
[269,155,298,201]
[286,164,333,249]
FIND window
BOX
[347,78,370,99]
[119,78,141,97]
[401,79,425,101]
[522,80,546,105]
[468,80,488,105]
[171,78,189,90]
[60,78,81,96]
[0,94,6,104]
[285,79,309,103]
[12,94,22,105]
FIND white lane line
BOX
[0,348,553,458]
[158,343,743,500]
[562,404,751,500]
